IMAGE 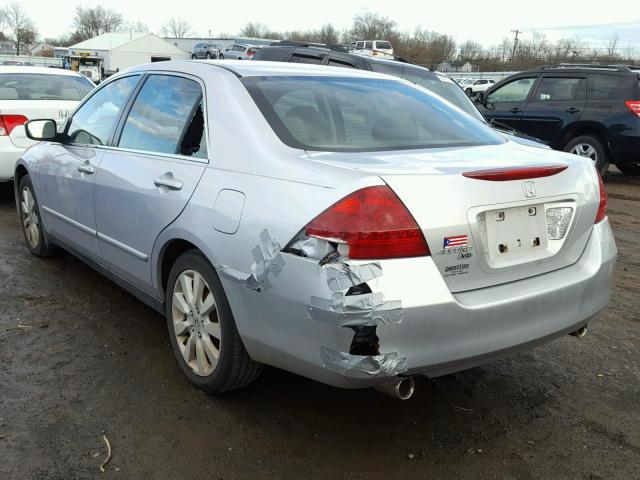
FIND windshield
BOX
[402,70,484,121]
[242,76,503,152]
[0,73,94,100]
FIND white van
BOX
[352,40,394,58]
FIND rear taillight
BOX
[463,164,567,181]
[595,173,607,223]
[247,51,255,56]
[625,100,640,117]
[305,185,430,260]
[0,114,28,136]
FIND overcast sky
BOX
[17,0,640,49]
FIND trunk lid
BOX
[2,100,77,148]
[305,142,601,292]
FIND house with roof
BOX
[69,32,189,72]
[436,60,476,73]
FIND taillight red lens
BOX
[0,114,28,136]
[625,100,640,117]
[463,164,568,181]
[305,185,430,260]
[595,173,607,223]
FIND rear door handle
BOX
[510,107,521,113]
[566,107,581,114]
[77,164,95,174]
[154,177,183,191]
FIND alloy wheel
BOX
[21,186,39,249]
[571,143,598,165]
[172,269,221,377]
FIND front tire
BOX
[206,52,212,59]
[465,87,473,96]
[564,135,609,176]
[166,250,262,393]
[17,175,60,257]
[191,54,196,59]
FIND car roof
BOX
[128,59,399,80]
[0,66,88,77]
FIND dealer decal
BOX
[444,263,470,277]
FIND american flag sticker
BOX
[443,235,468,248]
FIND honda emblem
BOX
[522,181,536,198]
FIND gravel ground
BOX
[0,171,638,480]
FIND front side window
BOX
[118,75,206,158]
[294,54,323,64]
[364,41,373,50]
[535,77,586,101]
[487,77,536,103]
[243,76,504,152]
[66,75,140,145]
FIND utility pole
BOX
[511,29,520,63]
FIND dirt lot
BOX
[0,171,639,480]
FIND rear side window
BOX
[0,73,94,101]
[66,75,140,145]
[535,77,586,101]
[242,76,504,152]
[118,75,207,158]
[253,47,292,62]
[364,41,373,49]
[294,54,323,64]
[375,41,392,50]
[328,59,355,68]
[587,74,627,100]
[370,61,404,77]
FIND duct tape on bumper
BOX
[320,345,408,378]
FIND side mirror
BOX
[25,119,57,141]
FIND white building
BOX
[69,32,189,72]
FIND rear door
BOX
[93,73,208,291]
[481,76,538,130]
[519,74,586,146]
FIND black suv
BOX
[253,43,486,123]
[476,65,640,175]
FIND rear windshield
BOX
[0,73,93,100]
[402,70,484,121]
[375,41,392,50]
[242,76,504,152]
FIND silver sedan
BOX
[14,61,616,398]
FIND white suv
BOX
[0,67,94,182]
[351,40,394,58]
[464,78,495,96]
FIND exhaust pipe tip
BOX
[374,377,415,400]
[570,325,588,338]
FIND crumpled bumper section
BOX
[216,220,616,387]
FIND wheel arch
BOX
[560,122,611,154]
[157,238,202,296]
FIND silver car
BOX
[191,43,224,60]
[14,61,616,398]
[225,44,261,60]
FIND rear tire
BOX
[616,162,640,176]
[563,135,609,176]
[17,175,60,257]
[191,54,196,59]
[166,250,262,393]
[206,52,212,59]
[465,87,473,96]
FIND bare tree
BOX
[122,21,148,34]
[240,22,275,39]
[161,18,193,38]
[604,33,619,57]
[72,6,123,42]
[3,2,33,55]
[459,40,484,61]
[348,11,397,42]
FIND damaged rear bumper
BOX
[221,220,616,389]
